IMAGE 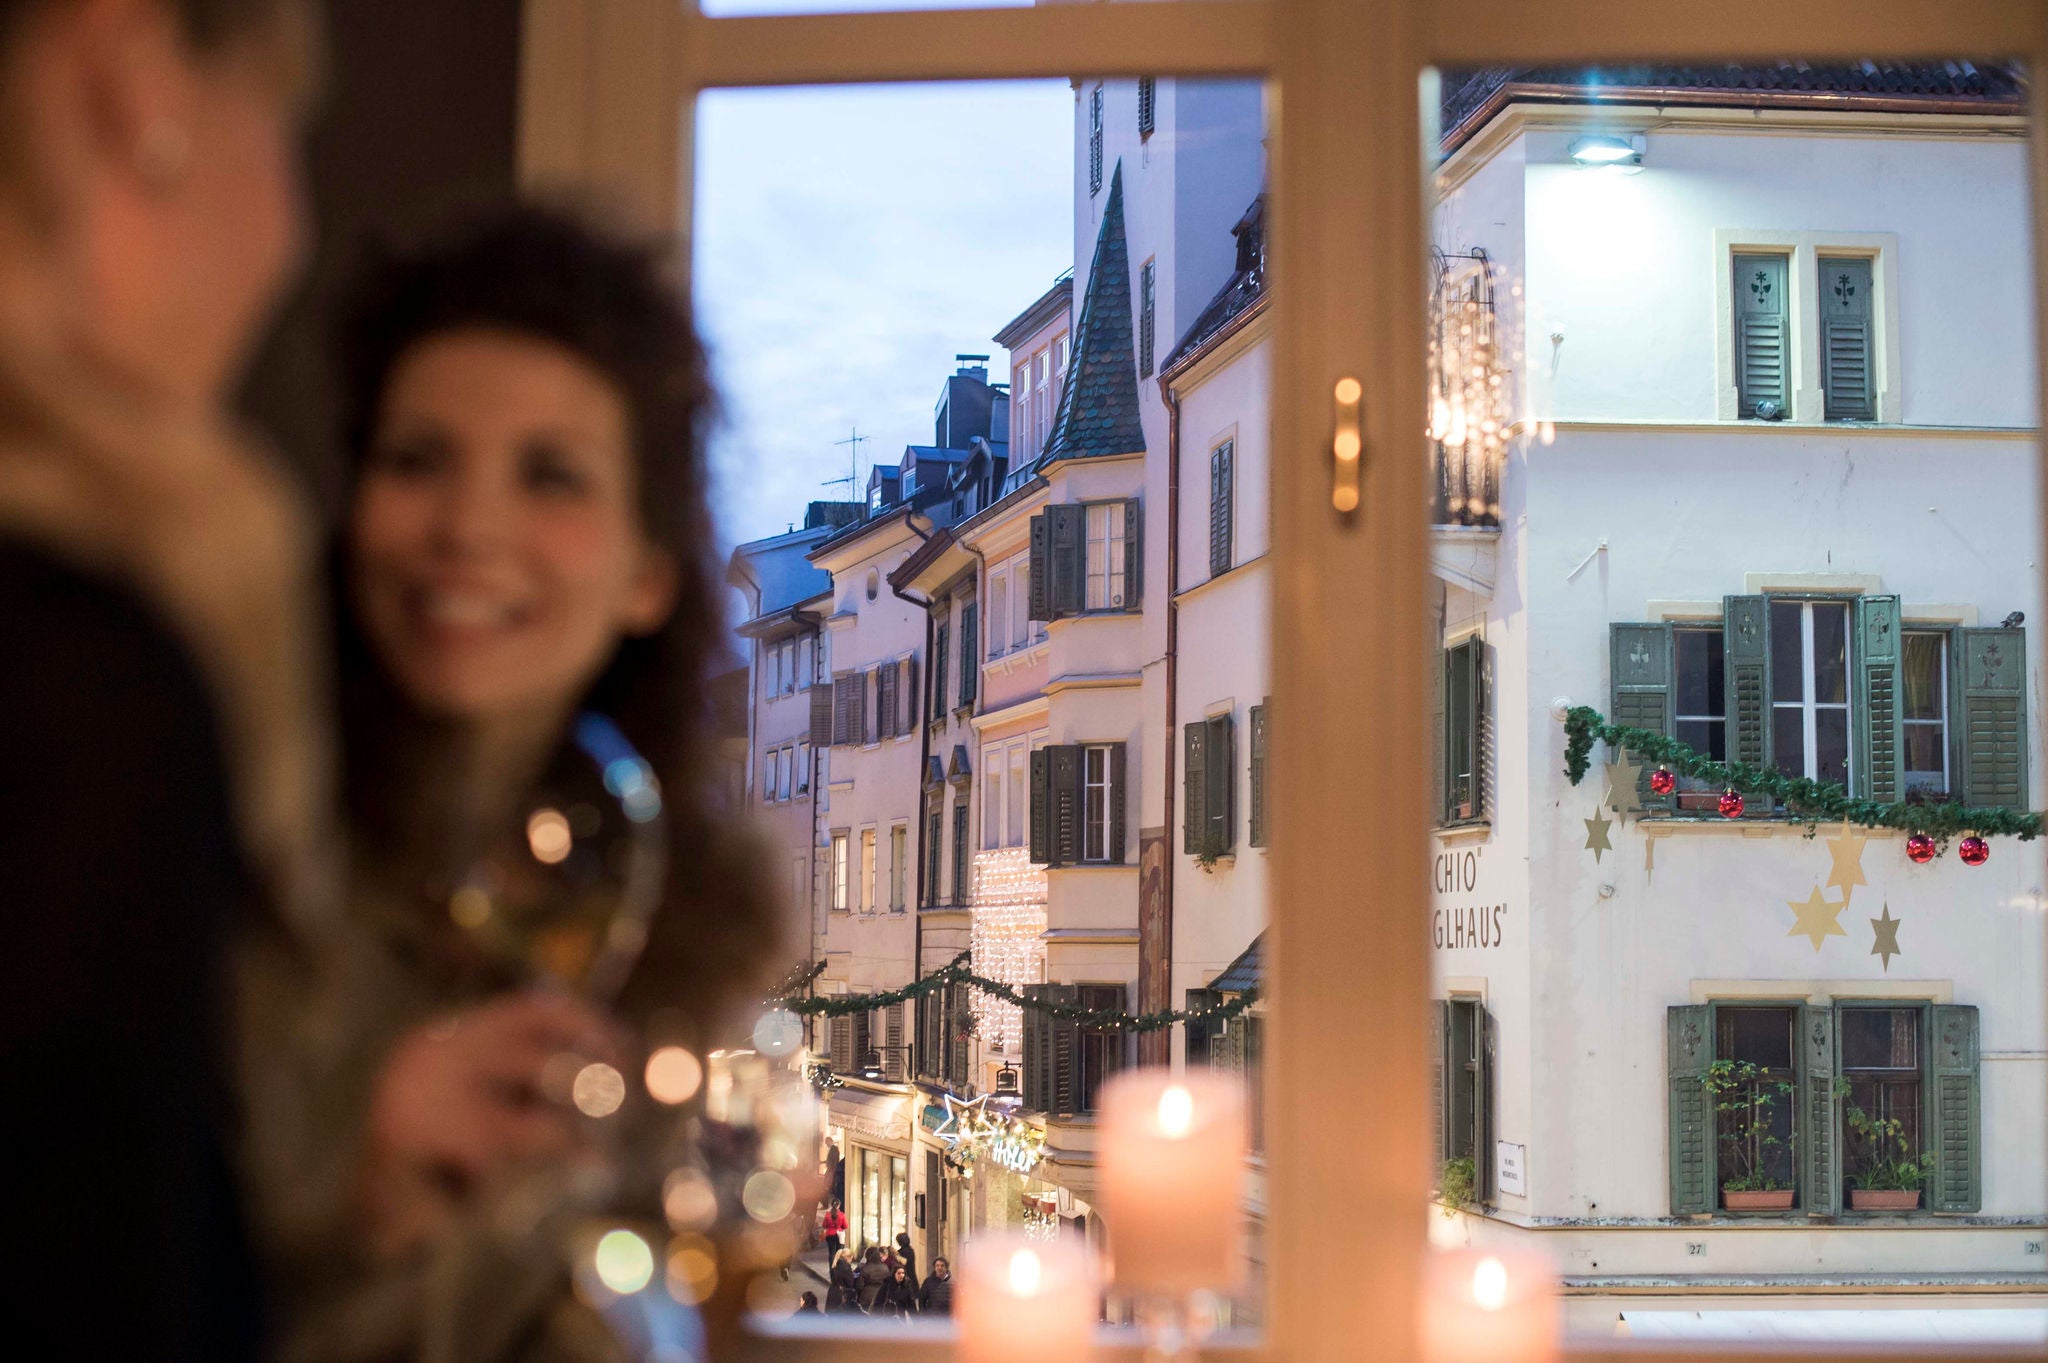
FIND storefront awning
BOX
[827,1087,914,1144]
[1618,1310,2048,1345]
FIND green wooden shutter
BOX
[1474,642,1491,822]
[1820,255,1875,422]
[1185,988,1222,1067]
[1183,721,1208,854]
[1853,595,1903,801]
[1049,984,1082,1116]
[1957,627,2028,809]
[1800,1004,1839,1216]
[1610,623,1675,812]
[1022,985,1050,1111]
[932,624,950,722]
[1723,596,1771,775]
[1734,253,1790,418]
[1027,513,1052,619]
[884,1003,907,1081]
[1248,701,1269,847]
[1928,1004,1982,1212]
[877,661,897,740]
[948,982,970,1089]
[1028,747,1051,865]
[1431,1000,1450,1163]
[1667,1005,1714,1215]
[1050,744,1083,867]
[902,657,918,735]
[1446,999,1478,1163]
[1210,442,1234,578]
[1050,504,1085,617]
[1108,741,1128,864]
[959,603,979,706]
[1123,497,1142,608]
[1206,715,1236,854]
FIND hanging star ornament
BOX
[1787,884,1849,951]
[1870,903,1903,971]
[931,1091,992,1154]
[1604,747,1648,824]
[1583,806,1614,862]
[1824,821,1870,900]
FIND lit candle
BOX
[1420,1246,1559,1363]
[1097,1068,1247,1297]
[956,1232,1095,1363]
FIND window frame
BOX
[1769,596,1854,787]
[539,2,2048,1354]
[858,825,877,915]
[890,820,908,912]
[1083,498,1130,612]
[1082,741,1115,862]
[1901,628,1951,794]
[829,830,849,915]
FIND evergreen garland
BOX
[1563,705,2042,840]
[775,951,1260,1033]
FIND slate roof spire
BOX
[1040,162,1144,464]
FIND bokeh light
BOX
[663,1169,718,1232]
[572,1061,626,1117]
[594,1229,655,1294]
[527,808,573,864]
[667,1236,720,1304]
[646,1046,704,1105]
[741,1169,796,1224]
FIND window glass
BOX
[983,751,1003,847]
[1007,744,1027,846]
[1083,744,1111,860]
[1902,631,1949,792]
[1841,1007,1923,1202]
[1714,1005,1798,1200]
[859,828,877,913]
[1813,602,1849,704]
[1769,600,1803,702]
[1085,502,1128,610]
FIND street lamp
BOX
[1568,134,1642,167]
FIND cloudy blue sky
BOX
[694,54,1073,550]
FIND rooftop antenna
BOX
[822,427,871,500]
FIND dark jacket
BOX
[857,1260,892,1311]
[894,1240,919,1291]
[883,1277,919,1316]
[2,543,263,1360]
[829,1260,861,1311]
[918,1272,955,1315]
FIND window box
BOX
[1848,1188,1921,1212]
[1723,1188,1795,1212]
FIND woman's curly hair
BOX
[335,204,785,1042]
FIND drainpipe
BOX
[1148,379,1183,1070]
[889,514,937,1019]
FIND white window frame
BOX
[795,740,811,796]
[829,831,849,915]
[1901,628,1951,793]
[889,821,908,911]
[1082,742,1114,862]
[983,744,1004,848]
[987,568,1009,658]
[1006,740,1028,847]
[859,826,877,915]
[536,3,2046,1354]
[1771,598,1854,785]
[1084,500,1128,611]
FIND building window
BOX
[1902,631,1949,794]
[1137,76,1156,138]
[987,570,1008,658]
[890,823,907,911]
[1012,553,1034,645]
[1819,254,1876,422]
[859,828,877,914]
[925,798,943,907]
[865,567,880,601]
[1088,84,1103,195]
[1083,744,1115,862]
[1441,640,1482,823]
[931,622,950,723]
[953,802,970,904]
[795,740,810,795]
[1436,998,1490,1202]
[983,748,1003,849]
[1733,252,1790,420]
[1770,599,1851,786]
[1055,333,1069,400]
[797,634,815,689]
[1078,983,1126,1111]
[1208,438,1234,578]
[1006,743,1027,847]
[1712,1005,1800,1205]
[1183,713,1236,856]
[958,601,979,708]
[1084,501,1129,611]
[1673,626,1726,786]
[1030,742,1126,867]
[1840,1006,1923,1203]
[1034,348,1051,450]
[1139,258,1156,378]
[830,832,849,912]
[777,747,793,801]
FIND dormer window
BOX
[902,470,916,496]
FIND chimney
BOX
[955,352,990,383]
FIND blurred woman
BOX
[0,0,321,1354]
[286,205,786,1358]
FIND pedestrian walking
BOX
[883,1266,919,1318]
[822,1201,848,1265]
[828,1249,860,1312]
[918,1258,955,1315]
[857,1245,891,1313]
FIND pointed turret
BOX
[1040,162,1144,464]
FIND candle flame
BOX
[1007,1248,1042,1297]
[1156,1084,1195,1138]
[1471,1256,1509,1312]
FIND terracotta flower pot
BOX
[1849,1188,1921,1212]
[1721,1188,1795,1211]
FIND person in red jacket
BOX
[821,1200,849,1265]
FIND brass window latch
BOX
[1332,376,1363,514]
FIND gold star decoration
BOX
[1786,884,1849,951]
[1824,821,1870,901]
[1583,806,1614,862]
[1870,903,1903,971]
[1605,747,1647,823]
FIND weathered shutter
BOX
[960,603,979,706]
[1185,988,1222,1068]
[1210,442,1234,578]
[1183,721,1208,855]
[948,982,970,1089]
[1029,747,1051,865]
[1723,596,1771,775]
[1799,1004,1839,1217]
[1820,255,1875,422]
[1734,252,1790,418]
[1108,742,1128,864]
[877,662,898,740]
[1123,498,1142,608]
[1611,624,1675,812]
[884,1002,906,1081]
[914,992,934,1080]
[1248,701,1269,847]
[901,657,917,735]
[810,683,835,745]
[1050,504,1085,617]
[1956,626,2028,809]
[1446,999,1478,1163]
[1022,985,1050,1110]
[1667,1004,1714,1215]
[1050,744,1083,866]
[1431,1000,1450,1163]
[829,1014,853,1072]
[831,673,859,747]
[1853,595,1903,802]
[1206,715,1236,854]
[932,624,950,721]
[1445,640,1484,821]
[952,801,969,903]
[1027,513,1052,620]
[1476,1006,1494,1201]
[1049,984,1082,1117]
[853,1010,873,1072]
[1928,1004,1982,1212]
[1137,77,1155,137]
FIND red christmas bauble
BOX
[1906,833,1938,864]
[1718,789,1745,819]
[1650,768,1676,795]
[1958,835,1990,867]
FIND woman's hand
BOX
[361,992,624,1258]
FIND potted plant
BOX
[1706,1059,1797,1210]
[1437,1155,1477,1216]
[1843,1095,1930,1212]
